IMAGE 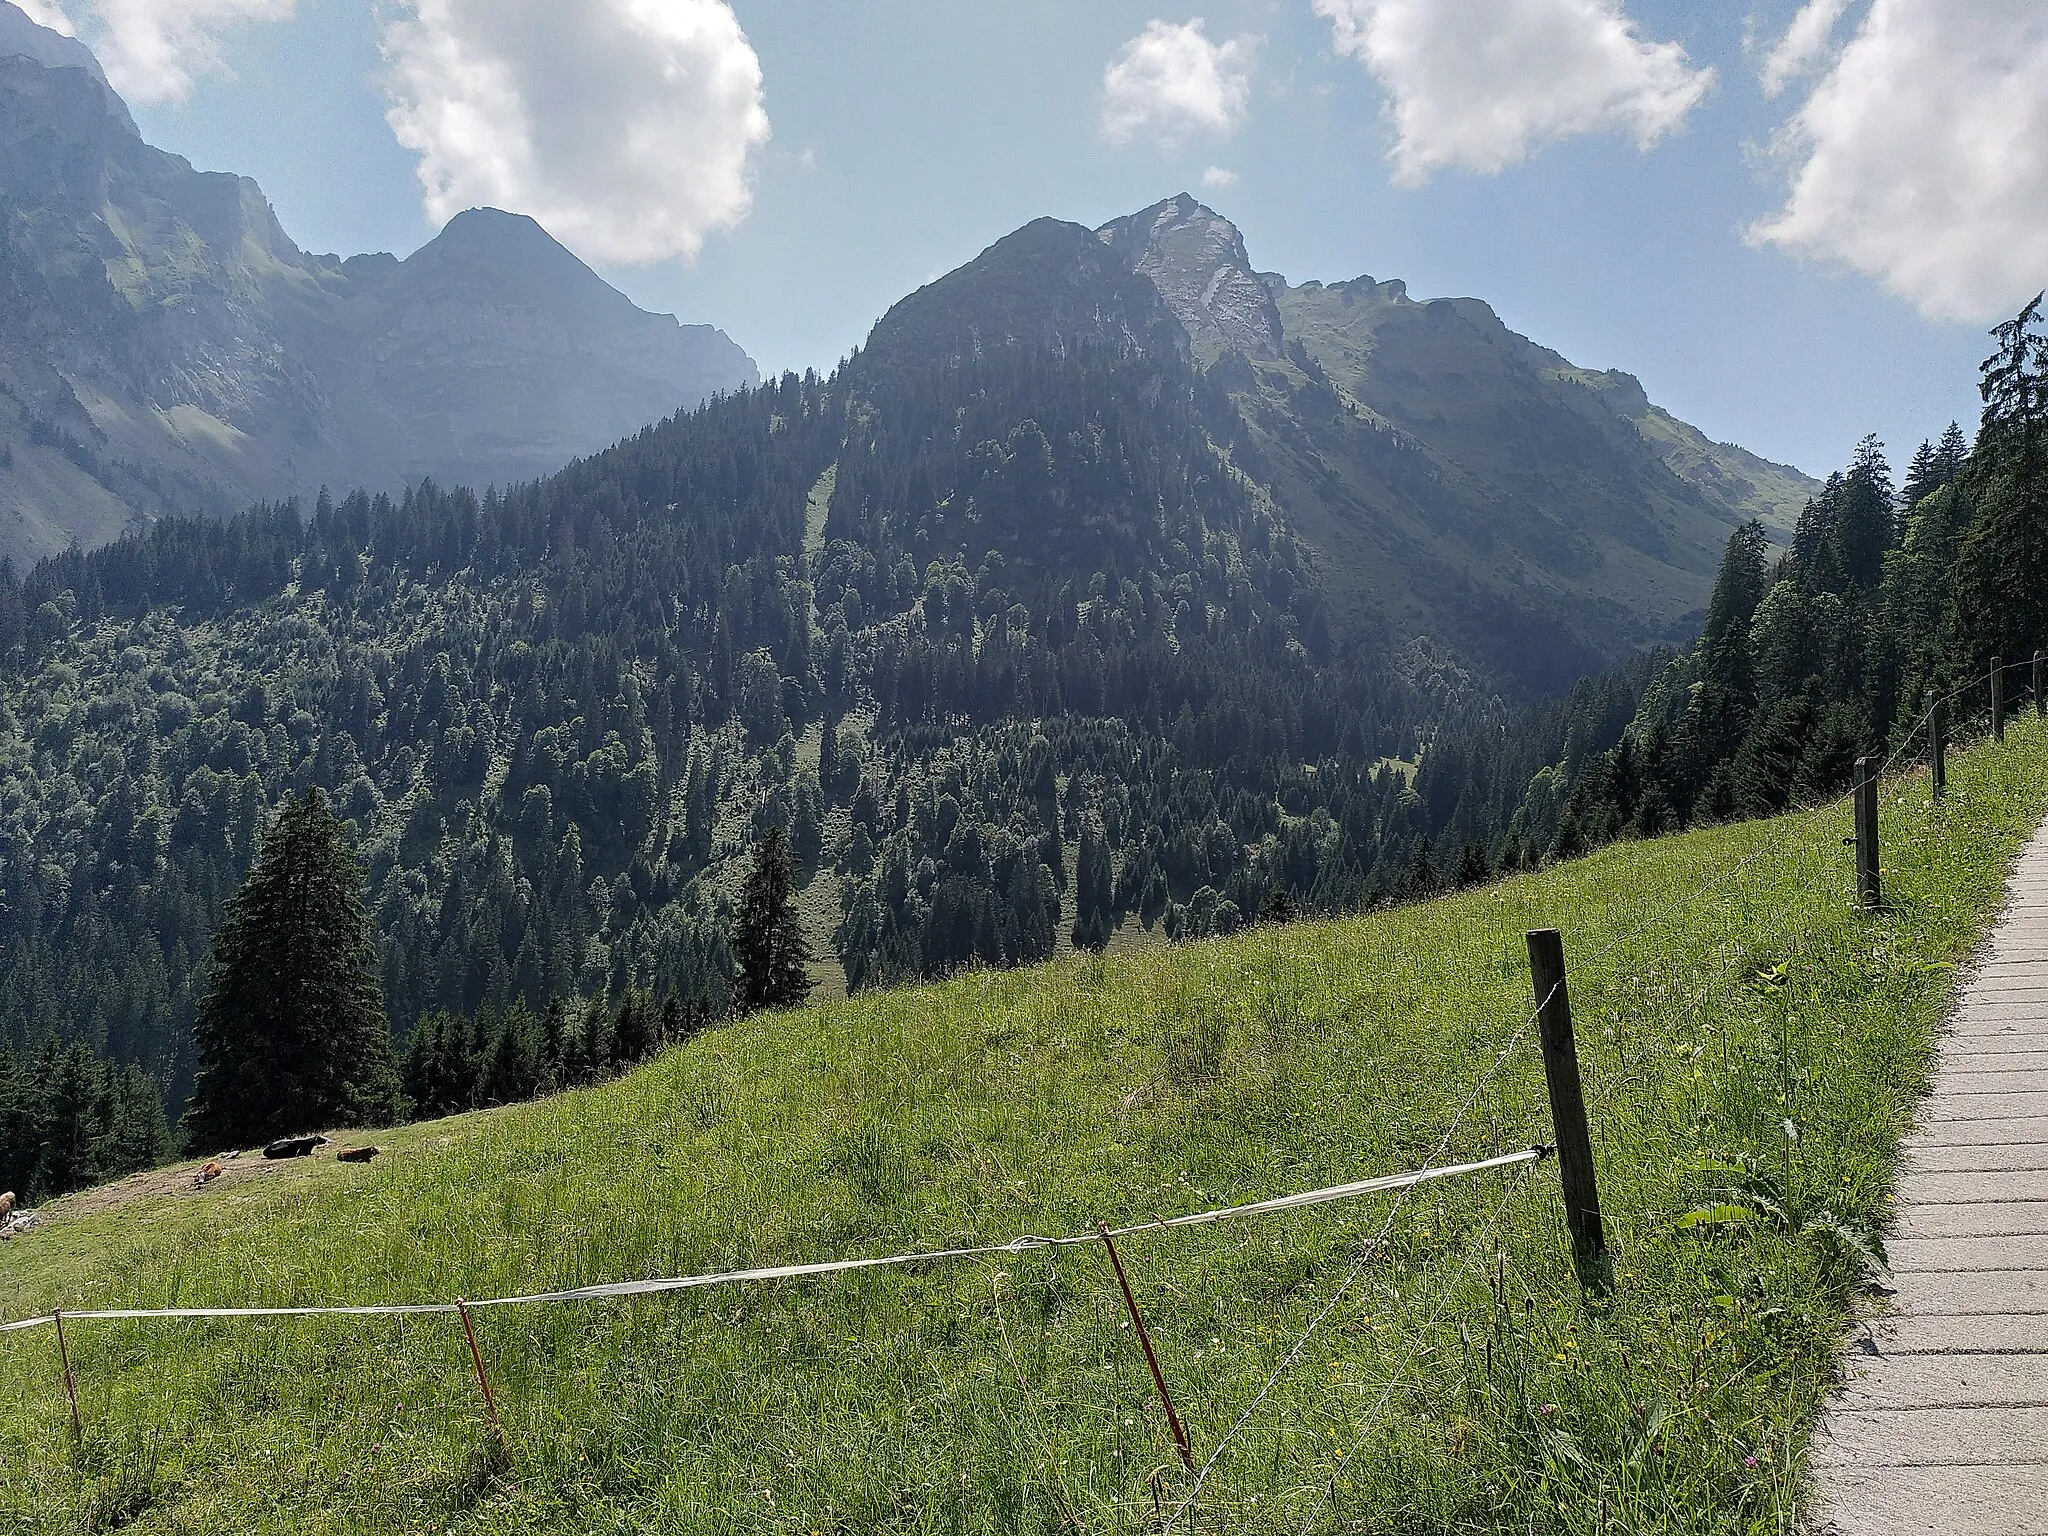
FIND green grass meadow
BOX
[4,725,2046,1535]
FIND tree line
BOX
[0,297,2041,1204]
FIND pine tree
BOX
[1902,439,1939,510]
[611,990,653,1066]
[1952,298,2048,666]
[732,825,812,1012]
[1072,817,1113,951]
[186,789,399,1150]
[1830,436,1894,591]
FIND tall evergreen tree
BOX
[1952,298,2048,666]
[731,826,812,1012]
[186,789,399,1150]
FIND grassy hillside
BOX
[4,726,2044,1534]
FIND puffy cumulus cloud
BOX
[1752,0,2048,322]
[1100,18,1254,148]
[380,0,769,267]
[1311,0,1713,185]
[12,0,77,37]
[79,0,293,102]
[1758,0,1852,98]
[1202,165,1238,188]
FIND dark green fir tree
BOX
[732,825,812,1012]
[185,789,399,1150]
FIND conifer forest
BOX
[0,291,2042,1206]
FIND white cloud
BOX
[380,0,770,267]
[12,0,77,37]
[1202,165,1238,188]
[77,0,293,102]
[1759,0,1852,98]
[1100,18,1254,148]
[1752,0,2048,322]
[1311,0,1714,185]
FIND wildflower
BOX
[1539,1403,1558,1416]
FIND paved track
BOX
[1814,820,2048,1533]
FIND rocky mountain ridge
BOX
[1096,194,1285,361]
[0,3,756,564]
[906,196,1818,690]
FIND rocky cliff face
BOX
[0,4,756,563]
[1096,194,1284,361]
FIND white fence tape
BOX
[0,1147,1545,1335]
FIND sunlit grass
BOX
[3,724,2044,1534]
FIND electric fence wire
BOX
[1205,659,2030,1527]
[1577,660,2009,1120]
[1279,684,2014,1533]
[1162,982,1557,1529]
[1293,1158,1541,1535]
[0,1150,1548,1335]
[1573,655,2009,980]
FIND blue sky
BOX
[36,0,2048,479]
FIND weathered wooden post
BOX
[2035,651,2045,719]
[1993,657,2006,744]
[1931,699,1947,801]
[1855,756,1881,909]
[1526,929,1605,1263]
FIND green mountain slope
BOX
[0,196,1832,1100]
[3,729,2041,1534]
[1087,196,1816,692]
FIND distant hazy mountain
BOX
[0,2,755,564]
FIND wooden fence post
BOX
[1855,756,1881,909]
[2035,651,2045,719]
[1526,930,1605,1263]
[1931,699,1947,801]
[1993,657,2006,743]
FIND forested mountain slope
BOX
[0,194,1836,1121]
[0,1,755,565]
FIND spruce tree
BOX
[731,825,812,1011]
[186,789,398,1150]
[1952,297,2048,666]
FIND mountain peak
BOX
[1096,194,1284,361]
[0,1,137,134]
[861,216,1188,379]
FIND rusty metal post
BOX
[1096,1225,1194,1470]
[456,1300,504,1442]
[53,1309,81,1444]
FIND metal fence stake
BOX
[456,1300,504,1442]
[53,1308,81,1445]
[1932,699,1947,801]
[1096,1224,1194,1470]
